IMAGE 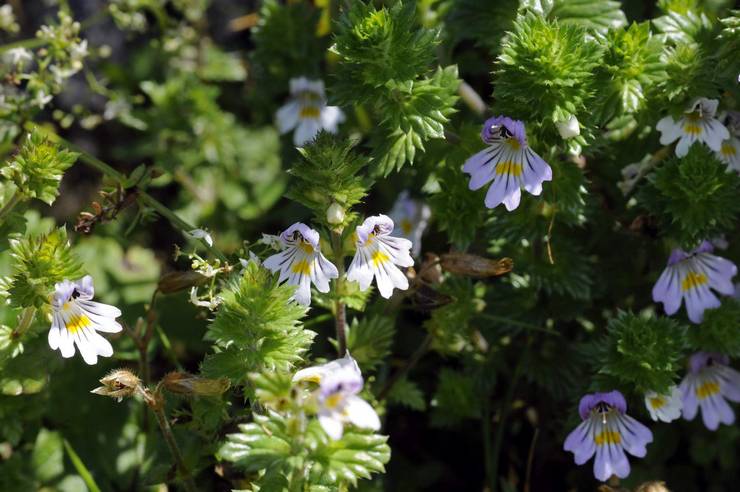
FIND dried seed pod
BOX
[161,372,230,397]
[157,270,208,294]
[439,253,513,278]
[90,369,141,402]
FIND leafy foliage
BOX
[1,129,78,205]
[687,300,740,357]
[639,146,740,247]
[202,263,312,386]
[346,316,395,372]
[595,312,687,394]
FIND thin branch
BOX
[331,231,347,357]
[489,357,525,492]
[524,428,540,492]
[10,306,36,338]
[0,191,22,224]
[378,333,432,401]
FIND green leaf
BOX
[687,300,740,357]
[1,128,78,205]
[306,425,390,488]
[654,9,712,44]
[346,316,396,372]
[32,429,64,483]
[386,378,426,411]
[430,368,480,427]
[219,412,293,472]
[251,370,294,411]
[549,0,627,32]
[63,438,102,492]
[5,227,84,309]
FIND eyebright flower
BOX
[388,191,430,257]
[276,77,345,146]
[188,228,213,247]
[656,98,729,158]
[347,215,414,299]
[644,386,682,423]
[563,390,653,482]
[652,241,737,324]
[463,116,552,211]
[49,275,122,365]
[716,111,740,173]
[680,352,740,430]
[294,353,381,440]
[263,223,338,306]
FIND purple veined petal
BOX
[291,273,312,306]
[521,148,553,196]
[693,241,715,255]
[684,281,721,324]
[578,394,599,420]
[276,100,300,133]
[593,439,630,482]
[680,373,699,421]
[656,116,682,145]
[699,391,733,431]
[598,390,628,414]
[701,118,730,152]
[675,131,697,158]
[294,117,321,146]
[355,215,394,244]
[318,412,345,440]
[718,366,740,402]
[463,145,501,177]
[502,186,522,211]
[481,116,524,144]
[688,352,713,373]
[76,275,95,298]
[282,223,321,250]
[347,245,374,291]
[614,414,652,458]
[652,265,683,315]
[483,172,509,209]
[696,254,738,296]
[563,418,596,465]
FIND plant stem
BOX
[148,392,198,492]
[11,307,36,338]
[0,191,22,224]
[378,333,432,401]
[478,313,561,337]
[26,124,227,262]
[331,231,347,357]
[488,357,525,492]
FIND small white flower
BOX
[556,115,580,139]
[644,386,682,423]
[239,252,262,272]
[31,90,53,109]
[656,98,730,157]
[48,275,122,365]
[263,223,338,306]
[259,233,283,251]
[294,353,381,440]
[347,215,414,299]
[5,48,31,67]
[326,202,345,225]
[388,191,430,258]
[189,286,222,310]
[188,228,213,247]
[276,77,345,146]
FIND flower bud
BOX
[326,202,345,225]
[556,115,580,139]
[91,369,141,402]
[161,372,230,397]
[157,270,208,294]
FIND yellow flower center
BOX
[291,259,311,275]
[649,397,666,409]
[299,106,321,118]
[721,142,737,156]
[66,313,91,334]
[299,241,314,254]
[506,139,521,151]
[400,219,413,235]
[495,161,523,177]
[681,271,708,291]
[696,381,720,399]
[325,393,343,410]
[372,250,390,267]
[594,430,621,446]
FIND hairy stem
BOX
[147,391,197,492]
[0,191,22,224]
[26,124,227,262]
[11,306,37,338]
[378,333,432,401]
[331,231,347,357]
[489,357,525,492]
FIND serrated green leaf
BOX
[346,316,395,372]
[386,378,426,411]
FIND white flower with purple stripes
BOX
[463,116,552,211]
[644,386,682,423]
[347,215,414,299]
[276,77,344,146]
[263,223,338,306]
[48,275,122,365]
[656,98,729,158]
[564,390,653,482]
[680,352,740,430]
[652,241,737,324]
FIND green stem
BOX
[378,333,431,401]
[488,357,525,492]
[11,307,36,338]
[0,191,23,224]
[150,397,198,492]
[331,231,347,357]
[478,313,561,336]
[26,124,227,262]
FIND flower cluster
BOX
[263,215,415,305]
[293,352,380,440]
[657,98,729,158]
